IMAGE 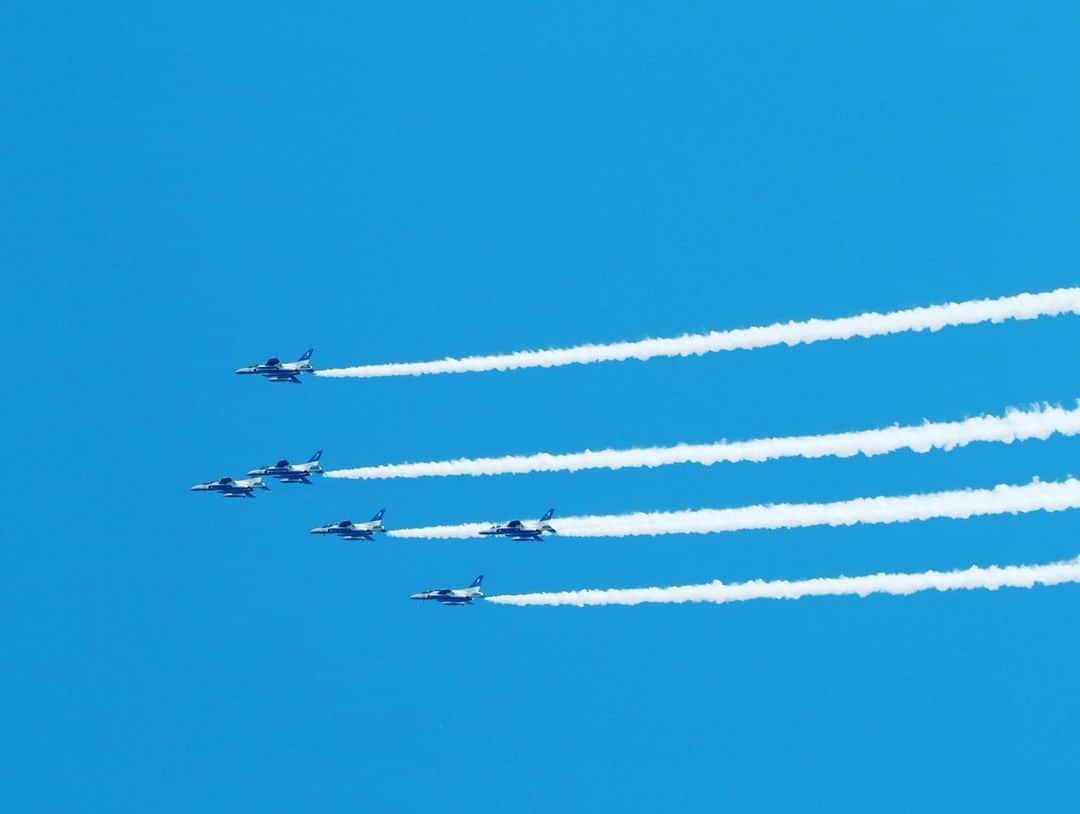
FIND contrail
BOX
[486,556,1080,607]
[326,403,1080,480]
[316,288,1080,378]
[388,477,1080,539]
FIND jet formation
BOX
[207,353,564,603]
[193,450,326,498]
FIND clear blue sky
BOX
[4,2,1080,810]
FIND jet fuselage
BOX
[191,477,269,498]
[411,576,484,605]
[311,510,386,541]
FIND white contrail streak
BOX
[486,556,1080,607]
[326,403,1080,480]
[316,288,1080,378]
[388,478,1080,539]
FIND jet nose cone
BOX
[310,528,324,534]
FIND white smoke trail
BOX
[316,288,1080,378]
[326,403,1080,480]
[388,478,1080,539]
[486,556,1080,607]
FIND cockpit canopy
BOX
[506,520,523,527]
[275,459,289,468]
[220,477,234,484]
[338,520,352,527]
[265,357,281,366]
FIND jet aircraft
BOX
[410,576,484,605]
[310,509,387,541]
[479,509,556,540]
[190,476,269,498]
[248,450,324,483]
[235,349,314,383]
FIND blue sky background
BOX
[4,2,1080,810]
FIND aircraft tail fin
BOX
[540,508,555,522]
[469,575,484,589]
[308,449,323,462]
[372,508,386,522]
[298,348,314,362]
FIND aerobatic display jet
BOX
[235,349,314,383]
[190,476,269,498]
[310,509,387,541]
[479,509,556,540]
[410,576,484,605]
[248,450,324,483]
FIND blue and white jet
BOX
[248,450,324,484]
[235,349,314,383]
[411,576,484,605]
[310,509,387,541]
[479,509,556,541]
[190,476,270,498]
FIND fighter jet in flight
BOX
[235,349,314,383]
[410,576,484,605]
[479,509,556,541]
[190,476,270,498]
[248,450,324,484]
[310,509,387,541]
